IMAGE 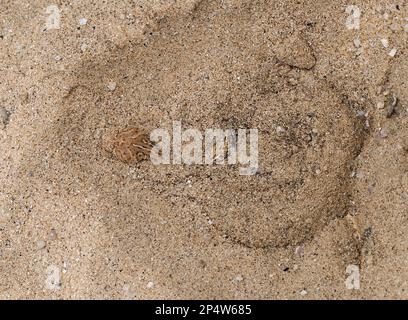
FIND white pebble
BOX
[234,275,244,282]
[276,126,285,133]
[365,119,370,129]
[379,128,389,139]
[123,284,131,292]
[79,18,88,26]
[295,245,304,257]
[389,48,397,57]
[353,38,361,48]
[300,289,308,296]
[80,43,88,52]
[49,228,57,241]
[107,82,117,91]
[380,38,389,48]
[355,171,364,179]
[36,240,46,249]
[147,281,154,289]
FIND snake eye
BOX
[136,152,146,160]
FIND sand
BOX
[0,0,407,299]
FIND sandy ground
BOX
[0,0,408,299]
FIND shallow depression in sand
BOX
[21,0,364,249]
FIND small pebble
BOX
[79,18,88,26]
[49,228,57,241]
[353,38,361,48]
[288,78,298,86]
[355,171,364,179]
[300,289,308,296]
[276,126,285,133]
[380,38,389,48]
[379,128,389,139]
[365,119,370,129]
[123,284,131,292]
[54,55,62,61]
[389,48,397,57]
[107,82,117,91]
[295,245,304,257]
[147,281,154,289]
[36,240,46,250]
[234,275,244,282]
[80,43,88,52]
[376,101,385,109]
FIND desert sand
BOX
[0,0,408,299]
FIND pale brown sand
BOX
[0,0,407,299]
